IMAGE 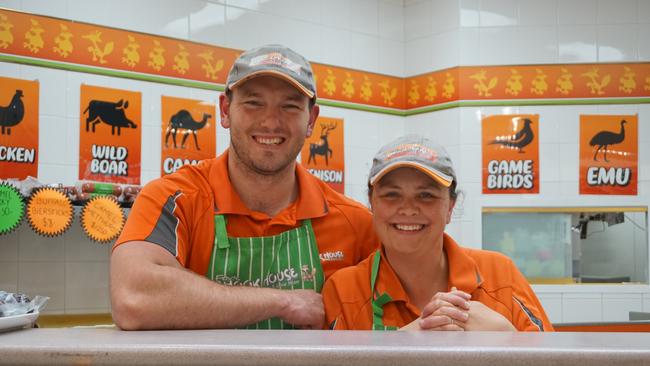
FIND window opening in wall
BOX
[482,207,648,285]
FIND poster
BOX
[79,84,141,184]
[160,96,216,175]
[580,115,637,195]
[0,76,39,180]
[300,117,345,194]
[482,114,539,194]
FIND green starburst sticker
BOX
[0,183,25,235]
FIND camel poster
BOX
[0,76,39,180]
[482,114,539,194]
[580,115,637,195]
[160,96,216,175]
[79,84,141,184]
[300,117,345,194]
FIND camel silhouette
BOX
[489,118,534,153]
[165,110,211,150]
[0,89,24,135]
[590,120,626,162]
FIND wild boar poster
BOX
[79,84,141,184]
[160,96,216,176]
[0,76,39,180]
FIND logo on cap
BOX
[384,143,438,163]
[250,52,302,75]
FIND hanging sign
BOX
[482,114,539,194]
[26,187,73,237]
[300,117,345,194]
[0,76,39,180]
[80,195,125,243]
[580,115,637,195]
[160,96,216,175]
[79,84,141,184]
[0,183,24,235]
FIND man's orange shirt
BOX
[322,233,554,331]
[115,150,378,279]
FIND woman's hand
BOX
[401,288,470,331]
[462,301,516,331]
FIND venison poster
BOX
[300,117,345,194]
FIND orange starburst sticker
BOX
[80,195,125,243]
[27,187,73,237]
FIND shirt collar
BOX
[210,149,329,220]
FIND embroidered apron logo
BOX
[213,267,300,288]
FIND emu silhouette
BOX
[164,110,211,150]
[590,120,626,162]
[84,99,137,136]
[0,89,24,135]
[308,122,337,165]
[489,118,534,153]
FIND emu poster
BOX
[300,117,345,194]
[482,114,540,194]
[580,115,637,195]
[79,84,141,184]
[160,96,216,175]
[0,76,39,180]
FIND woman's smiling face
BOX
[370,167,455,255]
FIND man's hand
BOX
[279,289,324,329]
[463,301,516,331]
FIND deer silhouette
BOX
[165,110,211,150]
[590,120,626,162]
[308,121,337,165]
[0,90,24,135]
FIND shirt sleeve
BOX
[509,262,555,332]
[322,277,349,330]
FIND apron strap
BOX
[370,250,398,331]
[214,215,230,249]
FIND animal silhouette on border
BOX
[590,120,626,162]
[164,109,211,150]
[308,121,337,165]
[0,89,24,135]
[84,99,137,136]
[489,118,534,153]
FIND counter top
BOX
[1,328,650,366]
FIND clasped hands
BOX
[401,287,515,331]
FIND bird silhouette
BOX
[489,118,534,153]
[589,119,626,162]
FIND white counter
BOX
[1,328,650,366]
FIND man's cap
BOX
[369,135,456,187]
[226,44,316,100]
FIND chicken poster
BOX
[580,115,637,195]
[79,84,141,184]
[0,76,39,180]
[300,117,345,194]
[482,114,539,194]
[161,96,216,175]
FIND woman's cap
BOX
[226,44,316,100]
[369,135,456,187]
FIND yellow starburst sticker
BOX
[27,188,73,237]
[80,195,125,243]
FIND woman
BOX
[322,135,553,331]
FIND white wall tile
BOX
[479,0,518,27]
[37,163,69,185]
[557,105,598,144]
[224,7,262,50]
[259,0,321,24]
[404,0,432,41]
[598,25,638,62]
[0,61,20,78]
[536,293,562,323]
[258,15,322,63]
[562,293,602,322]
[18,261,65,312]
[65,261,110,310]
[558,143,579,182]
[458,143,481,184]
[640,0,650,23]
[20,65,66,118]
[189,2,227,46]
[430,30,460,71]
[519,0,558,26]
[478,27,519,65]
[539,143,560,182]
[638,24,650,60]
[226,0,259,11]
[38,116,67,165]
[0,0,20,11]
[559,25,598,63]
[378,38,404,76]
[20,0,67,18]
[378,0,404,41]
[0,261,18,293]
[0,227,19,261]
[319,27,351,68]
[558,0,597,25]
[18,224,65,261]
[64,218,111,261]
[459,107,482,145]
[639,104,650,143]
[602,293,643,321]
[405,36,432,76]
[597,0,637,24]
[348,32,379,73]
[639,142,649,182]
[320,0,350,30]
[513,26,558,64]
[459,27,480,65]
[460,0,480,27]
[431,0,460,34]
[345,146,375,185]
[349,0,379,35]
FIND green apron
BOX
[207,214,324,329]
[370,250,398,331]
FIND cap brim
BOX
[370,161,453,187]
[228,70,315,99]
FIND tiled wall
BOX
[0,0,649,322]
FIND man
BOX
[110,44,378,330]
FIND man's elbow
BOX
[111,290,148,330]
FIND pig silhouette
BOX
[84,99,137,136]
